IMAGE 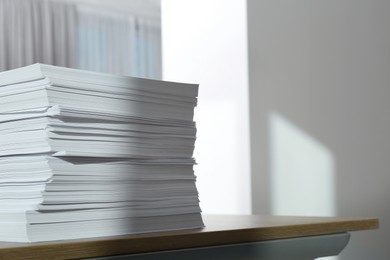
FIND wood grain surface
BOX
[0,214,379,260]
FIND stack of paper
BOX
[0,64,203,242]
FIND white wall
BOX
[248,0,390,259]
[162,0,389,258]
[161,0,250,214]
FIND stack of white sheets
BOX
[0,64,203,242]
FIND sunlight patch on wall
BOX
[269,112,336,217]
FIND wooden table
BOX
[0,215,379,260]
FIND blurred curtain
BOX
[0,0,161,79]
[0,0,77,70]
[76,5,161,79]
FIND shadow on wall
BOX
[268,111,336,217]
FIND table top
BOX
[0,214,379,260]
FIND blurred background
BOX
[0,0,162,78]
[1,0,389,259]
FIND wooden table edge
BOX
[0,215,379,260]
